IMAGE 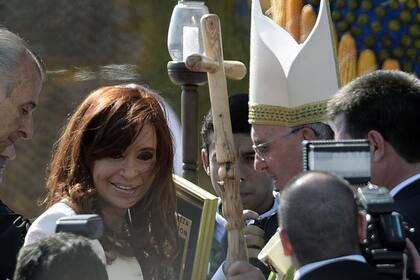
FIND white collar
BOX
[293,254,366,280]
[390,173,420,197]
[257,191,280,221]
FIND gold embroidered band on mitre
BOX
[248,100,329,127]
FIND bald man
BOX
[227,171,380,280]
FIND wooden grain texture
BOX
[200,13,248,263]
[186,54,219,73]
[223,60,247,80]
[185,55,247,80]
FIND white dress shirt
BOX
[390,173,420,197]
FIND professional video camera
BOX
[302,139,407,278]
[357,184,406,277]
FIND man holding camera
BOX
[328,70,420,251]
[227,171,380,280]
[279,171,380,280]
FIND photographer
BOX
[328,70,420,251]
[227,171,380,280]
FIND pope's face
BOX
[251,124,303,191]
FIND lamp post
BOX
[167,0,209,184]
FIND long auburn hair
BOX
[45,84,178,278]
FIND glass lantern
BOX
[167,0,209,62]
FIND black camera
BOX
[55,214,104,239]
[302,139,407,277]
[357,184,406,277]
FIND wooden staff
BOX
[185,14,248,263]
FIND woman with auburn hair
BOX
[24,84,179,280]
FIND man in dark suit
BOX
[328,70,420,251]
[277,171,378,280]
[0,28,45,279]
[225,171,379,280]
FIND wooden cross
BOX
[185,14,248,263]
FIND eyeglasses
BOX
[252,128,302,161]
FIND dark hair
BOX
[14,232,108,280]
[201,93,250,152]
[280,171,359,266]
[45,84,178,278]
[328,70,420,163]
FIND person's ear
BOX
[367,130,385,162]
[357,212,367,242]
[300,127,318,141]
[279,228,293,256]
[200,148,210,175]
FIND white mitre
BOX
[249,0,340,127]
